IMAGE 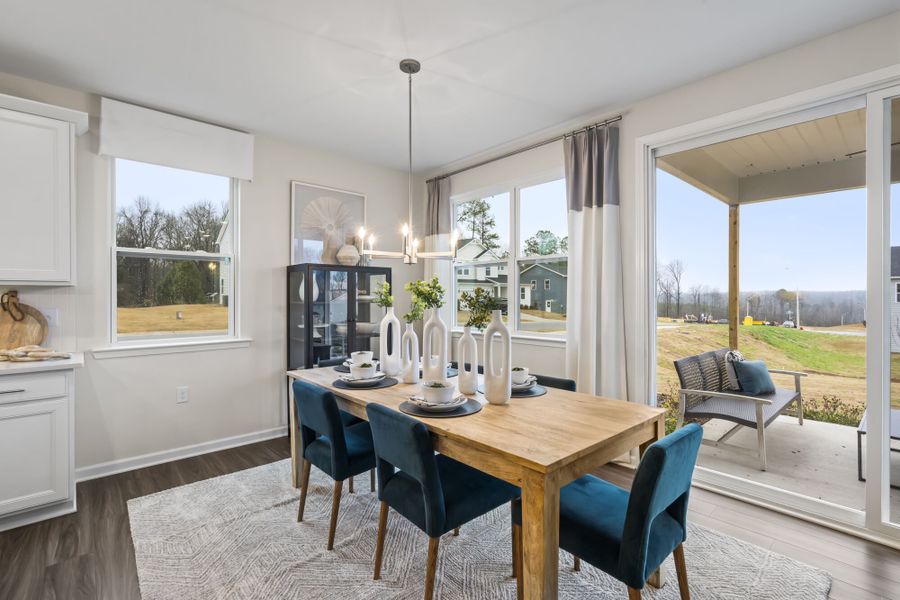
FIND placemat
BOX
[398,398,483,418]
[333,377,399,390]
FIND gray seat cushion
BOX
[685,388,799,429]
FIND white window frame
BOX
[544,279,551,291]
[894,281,900,302]
[450,170,567,339]
[108,158,240,346]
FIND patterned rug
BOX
[127,460,832,599]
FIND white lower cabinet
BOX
[0,397,69,514]
[0,358,81,531]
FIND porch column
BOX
[728,204,739,349]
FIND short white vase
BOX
[483,310,511,405]
[422,308,448,383]
[378,307,401,376]
[400,323,420,384]
[457,326,478,395]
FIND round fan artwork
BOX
[301,195,354,263]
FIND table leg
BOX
[520,469,559,600]
[290,384,301,489]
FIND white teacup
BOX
[511,367,530,385]
[422,380,455,404]
[350,351,373,365]
[350,362,377,379]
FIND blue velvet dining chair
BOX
[513,423,703,599]
[293,379,377,550]
[366,404,520,600]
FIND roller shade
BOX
[99,98,254,180]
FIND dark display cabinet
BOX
[287,264,392,371]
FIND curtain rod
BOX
[425,115,622,184]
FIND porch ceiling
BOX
[657,103,900,205]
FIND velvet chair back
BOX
[366,404,447,535]
[618,423,703,587]
[534,374,576,391]
[293,379,350,479]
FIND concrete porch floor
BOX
[698,415,900,518]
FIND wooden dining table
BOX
[287,367,666,600]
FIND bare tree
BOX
[688,284,703,316]
[658,275,675,318]
[665,260,686,317]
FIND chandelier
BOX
[359,59,459,264]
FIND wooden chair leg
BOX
[349,475,354,494]
[573,555,581,571]
[453,527,460,536]
[370,468,376,492]
[424,537,440,600]
[673,543,690,600]
[511,522,521,578]
[628,588,642,600]
[326,479,343,551]
[296,459,311,522]
[373,501,389,580]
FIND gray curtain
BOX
[564,126,627,400]
[426,177,451,238]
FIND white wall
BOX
[429,11,900,398]
[0,70,424,470]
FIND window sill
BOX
[450,329,565,348]
[91,337,252,359]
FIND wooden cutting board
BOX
[0,302,48,350]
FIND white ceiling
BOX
[0,0,898,172]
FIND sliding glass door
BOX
[869,86,900,535]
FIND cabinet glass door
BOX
[287,268,307,369]
[312,268,350,363]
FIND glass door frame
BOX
[865,84,900,537]
[634,66,900,544]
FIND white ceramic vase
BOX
[400,323,420,384]
[378,307,401,376]
[422,308,448,383]
[483,310,511,405]
[457,326,478,395]
[336,244,360,266]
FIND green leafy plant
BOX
[403,299,425,324]
[425,381,449,388]
[373,282,393,308]
[405,276,445,310]
[458,286,500,330]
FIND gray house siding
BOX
[520,264,567,315]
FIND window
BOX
[451,179,567,336]
[896,282,900,303]
[112,158,236,342]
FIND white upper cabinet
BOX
[0,95,87,285]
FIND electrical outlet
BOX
[43,308,60,327]
[176,386,189,404]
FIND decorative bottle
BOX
[400,323,420,384]
[378,306,402,376]
[457,326,478,394]
[483,310,511,405]
[422,308,448,382]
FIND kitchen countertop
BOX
[0,352,84,375]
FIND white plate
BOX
[408,395,467,413]
[340,373,386,386]
[511,376,537,390]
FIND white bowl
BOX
[350,351,373,365]
[422,380,456,404]
[350,363,377,379]
[511,367,530,384]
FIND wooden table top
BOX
[288,368,664,475]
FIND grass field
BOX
[118,304,228,336]
[656,323,900,417]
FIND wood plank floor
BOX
[1,436,898,599]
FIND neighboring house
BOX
[215,210,232,306]
[892,246,900,352]
[519,262,567,315]
[455,238,509,303]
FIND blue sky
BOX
[654,169,897,292]
[115,158,230,213]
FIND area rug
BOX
[127,460,832,599]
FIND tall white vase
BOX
[400,323,420,384]
[378,307,401,376]
[457,326,478,395]
[422,308,448,382]
[483,310,511,405]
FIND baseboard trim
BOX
[75,426,288,482]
